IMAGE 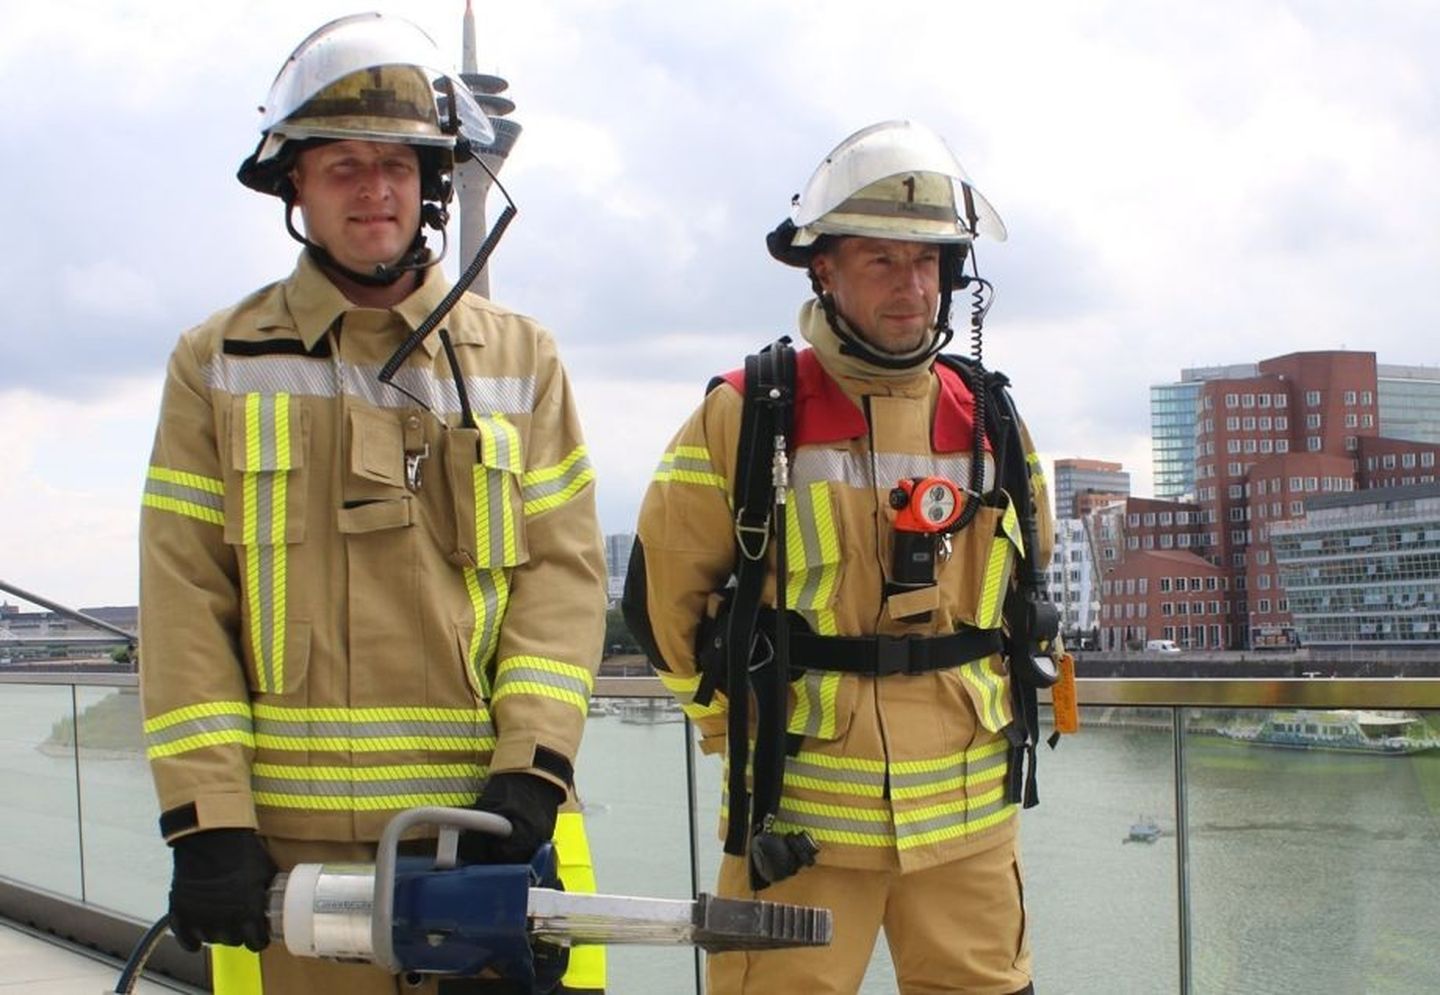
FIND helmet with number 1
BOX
[767,120,1005,278]
[237,12,493,275]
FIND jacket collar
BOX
[253,252,477,357]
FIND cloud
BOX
[5,0,1440,603]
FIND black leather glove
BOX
[457,772,565,865]
[168,828,277,952]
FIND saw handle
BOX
[371,806,513,973]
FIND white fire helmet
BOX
[238,12,493,198]
[770,120,1006,266]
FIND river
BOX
[1,687,1437,993]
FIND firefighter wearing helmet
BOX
[625,120,1064,993]
[140,14,607,993]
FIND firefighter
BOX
[139,14,606,993]
[624,120,1056,993]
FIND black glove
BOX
[457,772,565,865]
[168,828,277,952]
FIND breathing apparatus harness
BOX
[698,256,1063,891]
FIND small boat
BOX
[1124,816,1161,844]
[1219,710,1436,756]
[617,698,686,725]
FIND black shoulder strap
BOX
[722,338,795,860]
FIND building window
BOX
[1127,536,1139,550]
[1242,416,1256,430]
[1307,437,1322,452]
[1424,452,1436,468]
[1138,578,1148,594]
[1276,439,1289,453]
[1345,436,1358,451]
[1160,534,1174,548]
[1242,394,1255,408]
[1228,462,1243,476]
[1244,439,1257,454]
[1258,598,1272,613]
[1128,513,1140,526]
[1160,577,1171,593]
[1276,416,1288,430]
[1305,413,1322,429]
[1361,391,1372,405]
[1226,416,1240,431]
[1290,501,1304,515]
[1102,580,1111,596]
[1261,439,1274,453]
[1403,453,1417,468]
[1343,390,1357,405]
[1344,413,1358,428]
[1361,414,1374,428]
[1259,416,1272,430]
[1305,390,1321,406]
[1160,512,1173,525]
[1306,477,1318,491]
[1225,393,1239,409]
[1143,513,1156,526]
[1259,394,1271,409]
[1257,573,1271,590]
[1227,439,1241,454]
[1288,476,1303,491]
[1256,550,1270,565]
[1382,454,1397,469]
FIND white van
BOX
[1145,639,1181,654]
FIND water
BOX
[2,690,1438,993]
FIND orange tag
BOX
[1051,652,1079,734]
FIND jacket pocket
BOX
[945,493,1023,630]
[222,394,311,695]
[223,393,308,545]
[781,480,845,634]
[443,417,529,570]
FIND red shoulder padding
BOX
[932,361,991,454]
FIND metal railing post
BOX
[1172,706,1192,995]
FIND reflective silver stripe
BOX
[492,664,591,701]
[890,747,1007,795]
[894,794,1013,845]
[144,712,253,749]
[784,754,887,792]
[773,804,894,842]
[203,355,536,415]
[787,485,827,611]
[143,477,224,513]
[792,450,994,491]
[465,567,510,686]
[522,452,594,508]
[252,771,484,799]
[253,716,494,743]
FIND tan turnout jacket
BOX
[140,254,606,843]
[633,302,1054,873]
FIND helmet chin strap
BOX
[284,202,449,288]
[817,289,955,371]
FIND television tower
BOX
[457,0,522,298]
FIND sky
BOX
[3,0,1439,610]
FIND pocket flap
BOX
[348,406,406,487]
[787,670,857,741]
[230,394,304,471]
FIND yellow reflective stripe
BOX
[894,788,1017,850]
[771,797,895,848]
[146,730,255,759]
[239,393,291,694]
[1000,495,1024,556]
[464,566,509,693]
[493,655,594,713]
[787,671,842,739]
[144,701,253,732]
[959,658,1012,731]
[143,466,226,525]
[653,445,726,488]
[252,762,485,781]
[977,535,1010,628]
[254,791,481,811]
[144,701,255,759]
[655,670,727,719]
[142,493,225,525]
[785,481,841,636]
[249,704,490,722]
[522,445,595,515]
[791,749,885,774]
[252,762,486,811]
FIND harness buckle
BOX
[874,635,914,677]
[735,508,772,561]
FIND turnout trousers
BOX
[706,835,1031,995]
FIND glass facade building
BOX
[1378,364,1440,445]
[1271,483,1440,646]
[1150,381,1201,500]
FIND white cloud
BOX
[5,0,1440,602]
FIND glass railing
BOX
[2,672,1438,993]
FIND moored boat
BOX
[1220,710,1436,756]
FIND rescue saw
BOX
[112,807,832,993]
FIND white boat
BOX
[1220,710,1436,756]
[617,698,686,725]
[1123,816,1162,844]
